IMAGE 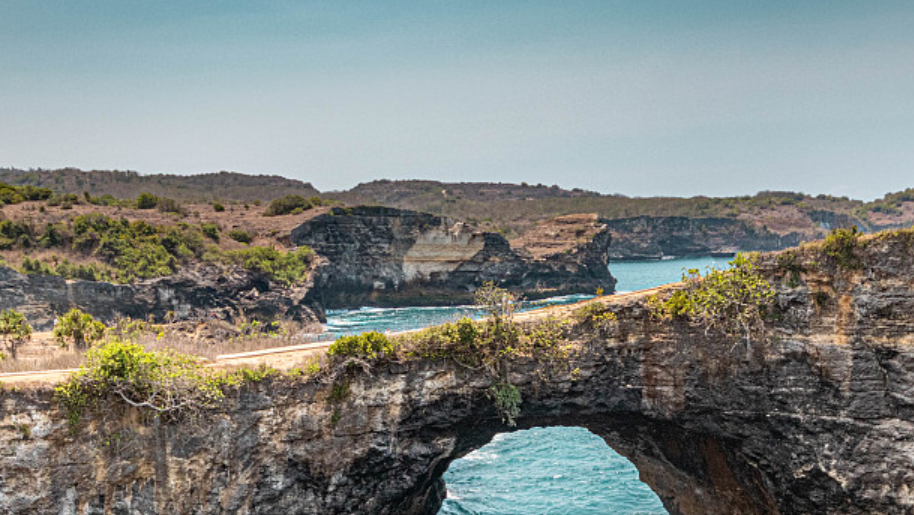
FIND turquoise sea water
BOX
[323,256,726,515]
[324,294,594,338]
[609,256,730,293]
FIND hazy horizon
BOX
[3,1,914,200]
[4,165,905,202]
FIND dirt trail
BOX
[0,285,674,387]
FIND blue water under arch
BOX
[437,426,667,515]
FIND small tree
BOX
[136,193,159,210]
[0,309,32,359]
[474,281,517,323]
[227,229,253,244]
[54,309,106,349]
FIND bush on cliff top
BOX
[214,246,314,287]
[55,339,228,428]
[822,226,863,270]
[652,253,775,339]
[328,331,396,360]
[263,194,322,216]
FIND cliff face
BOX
[4,232,914,514]
[291,206,616,308]
[604,216,806,259]
[0,265,321,330]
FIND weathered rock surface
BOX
[604,216,806,259]
[3,232,914,514]
[0,265,321,330]
[292,206,616,308]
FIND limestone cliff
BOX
[0,265,321,330]
[291,206,616,308]
[3,231,914,514]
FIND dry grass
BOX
[138,332,320,361]
[0,350,84,374]
[0,324,332,374]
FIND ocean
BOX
[323,256,728,515]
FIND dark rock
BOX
[0,265,322,330]
[292,206,616,308]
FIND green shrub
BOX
[55,340,226,428]
[227,228,252,244]
[0,182,52,205]
[4,211,310,285]
[654,253,775,339]
[822,226,863,269]
[0,220,32,250]
[402,317,482,363]
[201,222,220,241]
[328,331,395,360]
[212,202,225,212]
[329,380,350,403]
[53,308,106,349]
[0,309,32,359]
[136,192,159,209]
[264,195,315,216]
[156,197,185,215]
[777,250,806,287]
[573,302,618,328]
[487,382,521,426]
[220,246,314,286]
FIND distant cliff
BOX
[0,265,321,330]
[291,206,616,308]
[603,216,807,260]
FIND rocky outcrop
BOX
[603,216,805,259]
[4,231,914,514]
[0,265,321,330]
[291,206,616,308]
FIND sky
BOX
[2,1,914,199]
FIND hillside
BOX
[0,186,327,285]
[4,168,914,246]
[0,168,319,203]
[329,179,914,239]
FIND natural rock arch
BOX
[4,233,914,514]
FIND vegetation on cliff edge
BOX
[651,253,775,340]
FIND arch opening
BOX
[436,426,668,515]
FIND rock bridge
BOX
[3,234,914,515]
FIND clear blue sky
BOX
[2,1,913,199]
